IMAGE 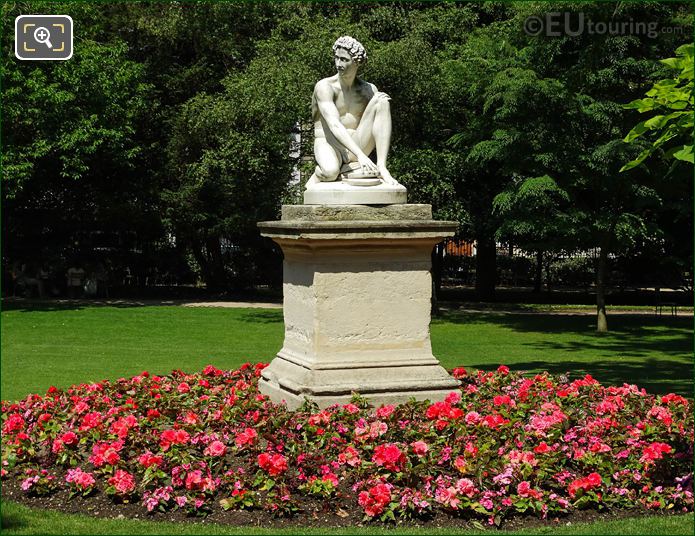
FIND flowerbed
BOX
[1,363,693,527]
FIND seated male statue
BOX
[306,36,401,188]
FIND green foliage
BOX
[621,44,694,171]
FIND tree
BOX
[493,176,574,293]
[2,2,157,273]
[621,43,694,170]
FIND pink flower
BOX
[338,446,361,467]
[185,470,203,490]
[177,382,190,393]
[456,478,477,497]
[204,440,227,457]
[342,403,360,414]
[464,411,481,425]
[435,486,460,509]
[65,468,95,490]
[453,456,467,473]
[410,441,429,457]
[445,391,461,404]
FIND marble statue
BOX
[304,36,406,204]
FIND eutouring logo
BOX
[523,12,683,39]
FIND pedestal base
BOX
[304,181,407,205]
[257,204,459,410]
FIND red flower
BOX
[159,429,190,451]
[497,365,510,375]
[493,395,516,408]
[533,442,551,454]
[202,365,223,376]
[372,443,406,472]
[89,440,123,467]
[2,414,25,434]
[257,453,288,476]
[60,431,78,446]
[108,469,136,495]
[568,472,602,498]
[452,367,467,378]
[426,401,463,421]
[640,442,672,464]
[79,412,102,432]
[358,483,391,517]
[138,451,164,468]
[661,393,688,406]
[234,427,257,448]
[375,405,396,419]
[482,413,509,429]
[517,480,542,499]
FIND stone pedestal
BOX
[257,204,460,409]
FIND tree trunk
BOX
[596,246,608,333]
[534,250,543,293]
[475,237,496,301]
[204,235,228,292]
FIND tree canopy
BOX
[2,1,692,314]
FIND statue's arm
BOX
[314,81,371,163]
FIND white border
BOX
[15,15,73,61]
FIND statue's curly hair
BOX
[332,36,367,63]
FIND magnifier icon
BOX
[33,26,53,49]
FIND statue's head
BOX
[332,36,367,64]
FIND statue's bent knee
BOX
[316,166,340,182]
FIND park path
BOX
[3,297,691,316]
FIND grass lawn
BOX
[1,301,693,534]
[1,502,693,535]
[1,302,692,401]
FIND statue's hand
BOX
[357,154,378,176]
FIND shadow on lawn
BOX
[1,298,180,312]
[237,309,284,324]
[437,312,692,357]
[466,357,693,397]
[0,508,26,531]
[439,312,693,396]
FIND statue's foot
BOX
[378,165,399,186]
